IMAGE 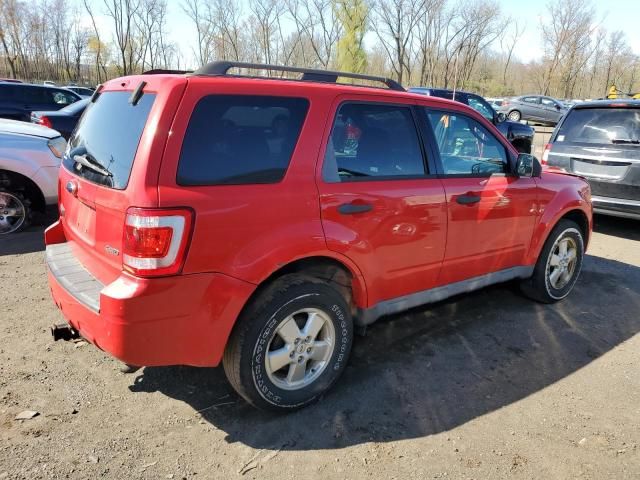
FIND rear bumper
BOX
[45,220,255,367]
[592,195,640,220]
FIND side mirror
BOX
[515,153,542,178]
[496,112,507,123]
[555,104,561,111]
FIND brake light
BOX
[541,143,552,165]
[36,115,53,129]
[122,208,193,277]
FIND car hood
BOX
[0,118,60,139]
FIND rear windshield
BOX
[177,95,309,185]
[556,108,640,144]
[63,91,155,189]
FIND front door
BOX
[424,109,538,285]
[317,98,447,307]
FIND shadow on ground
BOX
[130,251,640,451]
[0,211,57,256]
[593,214,639,241]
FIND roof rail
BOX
[192,61,405,92]
[143,69,192,75]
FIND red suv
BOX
[45,62,592,411]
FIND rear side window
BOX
[556,108,640,144]
[63,91,156,189]
[50,89,77,106]
[322,103,425,182]
[177,95,309,185]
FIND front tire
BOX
[508,110,522,122]
[521,219,584,303]
[223,275,353,411]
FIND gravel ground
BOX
[0,213,639,480]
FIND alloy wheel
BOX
[547,236,578,290]
[264,308,335,390]
[0,192,26,235]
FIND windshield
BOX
[556,108,640,144]
[63,91,156,188]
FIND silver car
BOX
[499,95,568,125]
[0,119,65,234]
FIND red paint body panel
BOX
[438,175,539,284]
[45,74,592,368]
[47,219,254,366]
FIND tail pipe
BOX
[51,323,80,341]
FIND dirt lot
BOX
[1,213,639,480]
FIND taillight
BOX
[36,115,53,129]
[541,143,552,164]
[122,208,194,277]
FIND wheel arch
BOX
[0,169,46,212]
[242,255,367,318]
[529,205,591,264]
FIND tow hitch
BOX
[51,323,80,341]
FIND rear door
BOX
[424,108,538,285]
[59,75,186,284]
[317,96,447,307]
[548,106,640,203]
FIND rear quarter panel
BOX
[526,171,592,264]
[157,78,368,306]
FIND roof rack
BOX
[143,69,193,75]
[192,61,405,92]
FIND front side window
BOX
[177,95,309,185]
[541,98,558,108]
[426,111,508,175]
[323,103,425,182]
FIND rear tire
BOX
[508,110,521,122]
[521,220,584,303]
[223,274,353,412]
[0,189,32,234]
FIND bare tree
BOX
[373,0,427,84]
[500,19,524,86]
[540,0,596,96]
[104,0,143,75]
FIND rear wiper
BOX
[73,153,113,177]
[611,138,640,145]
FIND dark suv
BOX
[0,83,81,122]
[409,88,535,153]
[46,62,591,411]
[545,100,640,220]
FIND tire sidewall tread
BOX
[223,275,353,412]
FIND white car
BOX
[0,119,65,234]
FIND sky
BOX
[85,0,640,67]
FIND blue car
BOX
[0,83,81,122]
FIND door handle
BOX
[456,194,481,205]
[338,202,373,215]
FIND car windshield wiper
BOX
[73,152,113,177]
[611,138,640,145]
